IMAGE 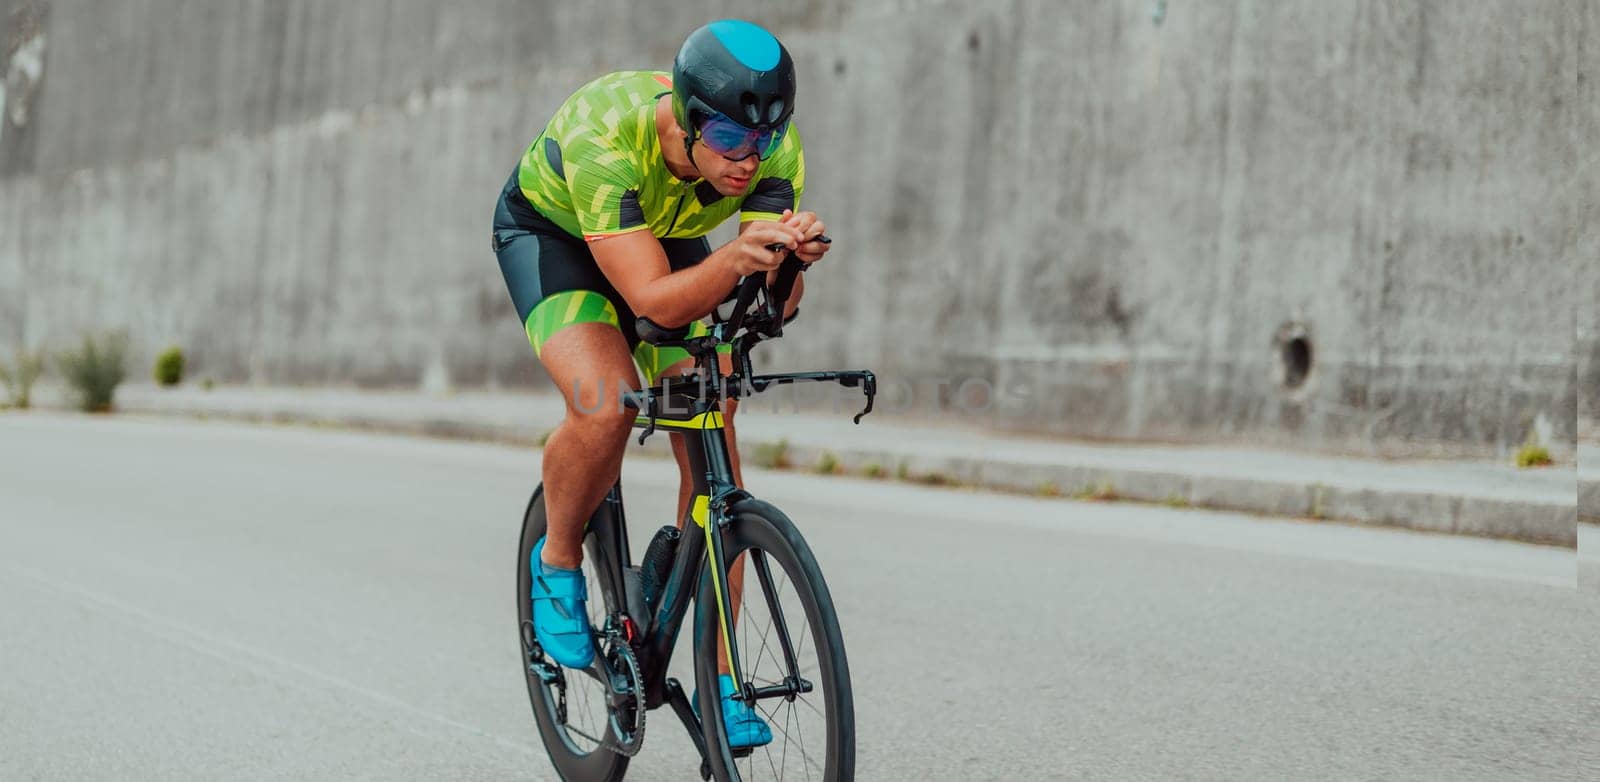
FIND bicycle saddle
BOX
[635,317,692,346]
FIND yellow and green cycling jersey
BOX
[514,70,805,242]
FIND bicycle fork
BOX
[700,490,814,706]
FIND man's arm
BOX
[591,221,805,328]
[738,221,807,319]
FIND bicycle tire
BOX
[517,486,630,782]
[693,499,855,781]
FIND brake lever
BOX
[632,393,659,445]
[853,371,876,424]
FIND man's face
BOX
[691,140,760,197]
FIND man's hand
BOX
[727,219,805,277]
[780,209,831,263]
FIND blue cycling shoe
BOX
[530,536,595,669]
[694,674,773,748]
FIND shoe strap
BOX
[532,568,588,600]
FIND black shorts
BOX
[492,170,712,351]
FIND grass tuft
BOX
[1515,444,1553,468]
[753,439,791,470]
[56,331,129,413]
[815,451,841,475]
[1073,481,1118,501]
[0,348,45,409]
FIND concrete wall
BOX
[0,0,1591,458]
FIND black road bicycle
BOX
[517,249,874,781]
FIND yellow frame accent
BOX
[696,493,741,679]
[634,410,725,430]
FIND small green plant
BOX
[1309,483,1327,519]
[201,377,216,391]
[861,462,886,479]
[56,331,129,412]
[153,346,185,387]
[1162,493,1189,509]
[1515,444,1553,468]
[0,348,45,409]
[894,461,910,481]
[1036,481,1063,498]
[912,470,959,487]
[816,451,840,475]
[753,439,790,470]
[1073,481,1118,501]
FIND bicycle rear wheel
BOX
[517,486,630,782]
[694,499,855,781]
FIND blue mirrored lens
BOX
[699,115,787,160]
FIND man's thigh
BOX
[540,320,640,416]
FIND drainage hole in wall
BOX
[1278,329,1313,390]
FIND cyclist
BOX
[491,20,831,748]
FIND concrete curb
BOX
[84,384,1577,549]
[774,442,1574,547]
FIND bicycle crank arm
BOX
[664,678,714,780]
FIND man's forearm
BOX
[636,243,743,327]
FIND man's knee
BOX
[566,394,635,442]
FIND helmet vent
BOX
[739,92,761,125]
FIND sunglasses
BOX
[696,112,788,161]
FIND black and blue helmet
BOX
[672,20,796,140]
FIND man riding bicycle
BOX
[491,20,831,749]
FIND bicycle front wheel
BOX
[693,499,855,782]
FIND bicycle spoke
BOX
[760,589,805,683]
[793,701,820,779]
[745,698,821,778]
[795,693,825,720]
[762,740,782,779]
[564,721,604,746]
[751,619,783,680]
[795,616,809,669]
[575,679,597,749]
[780,702,792,778]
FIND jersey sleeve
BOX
[562,136,648,241]
[739,127,806,223]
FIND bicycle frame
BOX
[579,392,746,708]
[549,253,872,769]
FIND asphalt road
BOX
[1,414,1594,781]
